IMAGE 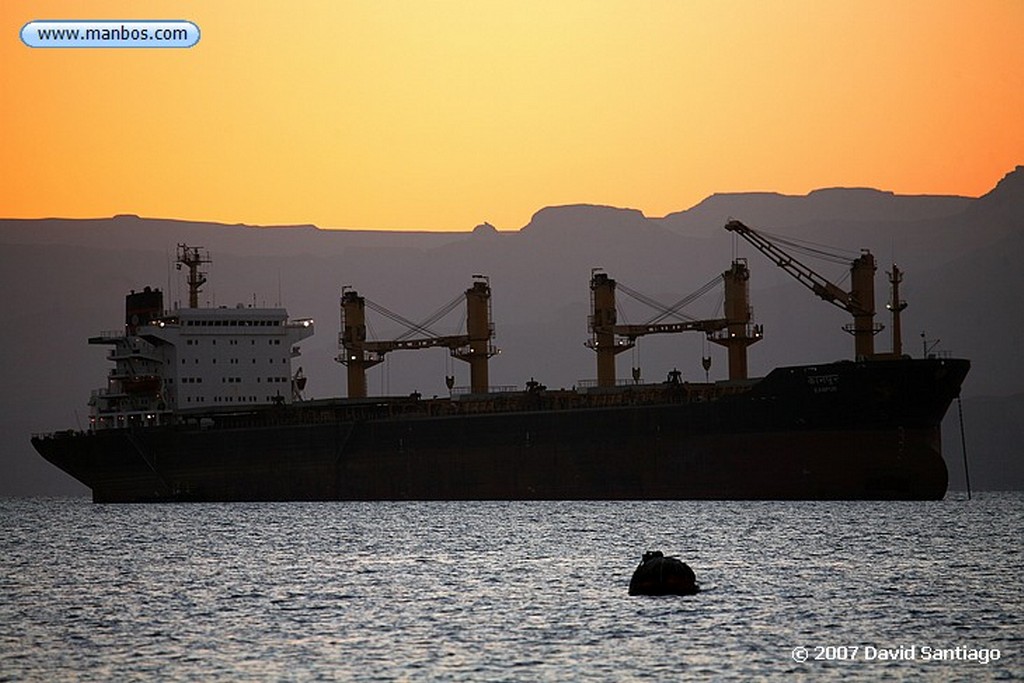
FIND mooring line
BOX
[957,393,971,501]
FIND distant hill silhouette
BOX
[660,186,972,235]
[2,165,1022,495]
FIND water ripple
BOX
[1,495,1021,681]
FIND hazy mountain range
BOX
[2,166,1021,495]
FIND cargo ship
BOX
[31,224,970,502]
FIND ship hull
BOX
[32,358,968,502]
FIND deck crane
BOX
[337,277,497,398]
[587,260,762,387]
[724,219,883,360]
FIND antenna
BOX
[175,244,211,308]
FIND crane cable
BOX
[615,274,722,325]
[364,292,464,340]
[647,276,722,325]
[754,227,858,265]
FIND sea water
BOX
[1,495,1021,681]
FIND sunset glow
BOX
[2,1,1022,230]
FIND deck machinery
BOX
[587,260,763,386]
[339,277,497,398]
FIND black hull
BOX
[32,358,969,502]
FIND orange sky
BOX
[2,1,1022,230]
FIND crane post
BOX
[848,251,879,359]
[587,272,632,387]
[710,259,762,380]
[338,290,381,398]
[464,278,495,394]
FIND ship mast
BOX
[887,265,907,357]
[175,244,211,308]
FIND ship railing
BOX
[89,330,126,344]
[575,378,644,390]
[107,349,163,363]
[32,429,83,440]
[451,385,519,396]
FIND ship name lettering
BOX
[807,374,839,393]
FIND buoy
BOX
[628,550,699,596]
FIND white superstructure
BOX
[87,247,314,430]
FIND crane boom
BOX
[724,219,881,359]
[724,220,856,312]
[614,319,729,340]
[363,334,469,354]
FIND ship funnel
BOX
[125,287,163,334]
